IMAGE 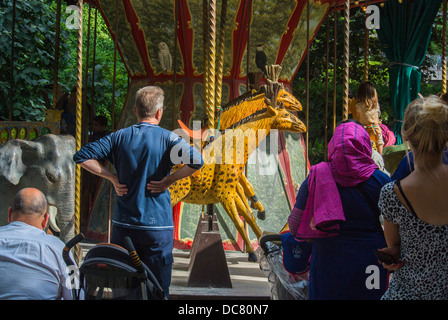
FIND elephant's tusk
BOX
[48,205,60,233]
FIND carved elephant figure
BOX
[0,134,76,243]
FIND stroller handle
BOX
[123,236,146,275]
[259,233,282,253]
[63,233,85,267]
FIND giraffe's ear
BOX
[266,104,278,116]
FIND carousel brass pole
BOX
[203,0,210,129]
[364,4,370,83]
[333,10,338,133]
[442,0,447,94]
[246,0,251,92]
[324,15,329,162]
[205,0,217,226]
[215,0,228,110]
[305,0,310,176]
[342,0,350,121]
[206,0,217,132]
[107,0,119,243]
[74,0,84,264]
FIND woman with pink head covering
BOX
[287,120,391,300]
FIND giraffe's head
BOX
[277,88,302,113]
[267,104,307,133]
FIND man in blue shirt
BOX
[0,188,73,300]
[73,86,203,297]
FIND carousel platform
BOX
[170,249,271,300]
[79,241,272,300]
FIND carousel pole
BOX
[205,0,216,222]
[74,0,84,263]
[187,0,232,288]
[107,0,119,243]
[246,0,251,92]
[215,0,228,110]
[442,0,447,94]
[333,10,338,133]
[364,3,370,83]
[324,15,330,162]
[205,0,217,132]
[305,0,310,176]
[342,0,350,121]
[203,0,210,131]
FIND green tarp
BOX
[377,0,442,144]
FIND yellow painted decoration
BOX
[169,102,306,254]
[19,127,27,140]
[10,127,18,139]
[177,84,303,223]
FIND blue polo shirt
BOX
[73,123,203,230]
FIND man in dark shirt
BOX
[73,86,203,297]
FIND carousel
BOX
[1,0,447,299]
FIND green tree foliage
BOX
[293,6,444,164]
[0,0,70,121]
[0,0,127,130]
[60,4,128,130]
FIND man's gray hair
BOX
[135,86,164,119]
[12,188,47,216]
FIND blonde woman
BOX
[378,95,448,300]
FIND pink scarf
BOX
[295,122,378,239]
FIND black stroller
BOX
[258,233,309,300]
[63,234,167,300]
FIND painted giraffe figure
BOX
[177,82,303,220]
[169,101,306,259]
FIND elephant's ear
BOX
[0,140,43,185]
[0,141,26,185]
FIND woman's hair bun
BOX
[421,95,448,126]
[402,95,448,158]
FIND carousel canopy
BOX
[84,0,338,128]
